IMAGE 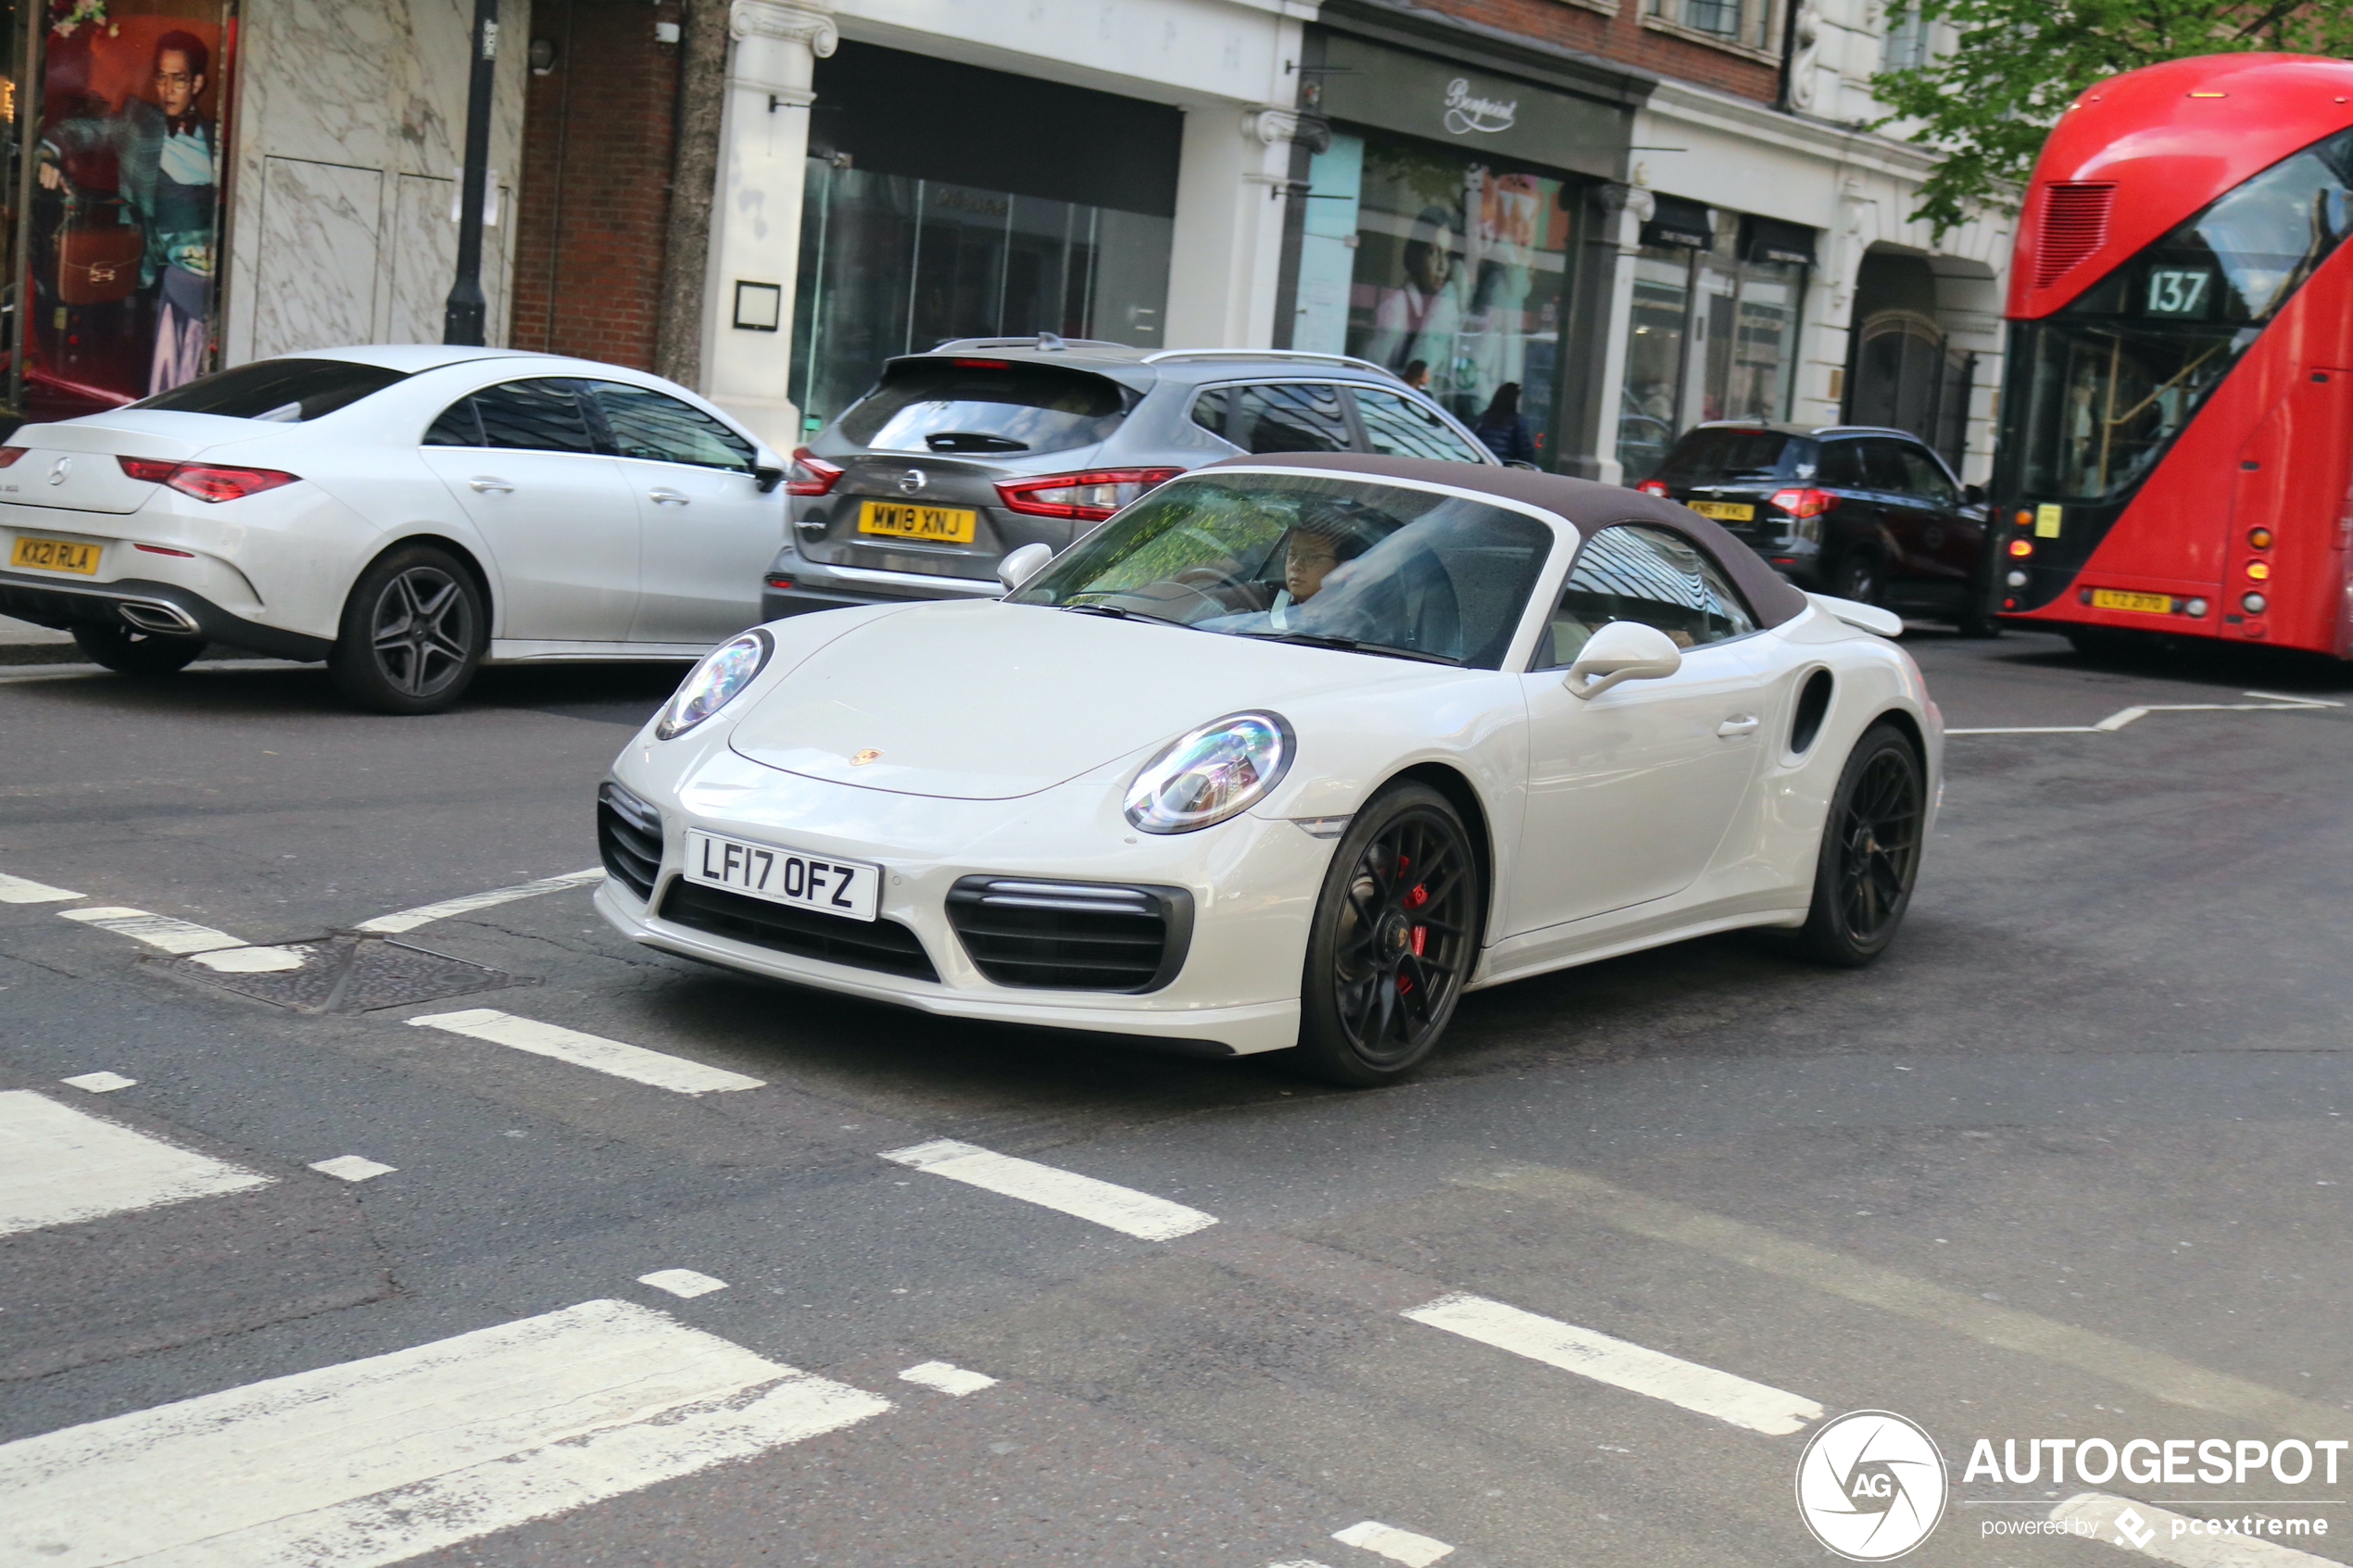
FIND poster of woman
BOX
[28,0,233,409]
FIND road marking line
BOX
[1403,1291,1823,1436]
[58,906,246,955]
[354,867,607,935]
[1332,1520,1454,1566]
[879,1138,1217,1241]
[1266,1561,1339,1568]
[1473,1163,2347,1438]
[2053,1492,2338,1564]
[0,1297,891,1568]
[59,1073,134,1094]
[309,1155,396,1183]
[1950,692,2344,737]
[188,944,308,972]
[898,1361,998,1397]
[0,872,82,903]
[407,1008,766,1095]
[639,1269,727,1298]
[0,1089,271,1236]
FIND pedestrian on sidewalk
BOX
[1471,382,1536,466]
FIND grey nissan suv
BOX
[761,337,1498,619]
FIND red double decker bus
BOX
[1994,55,2353,655]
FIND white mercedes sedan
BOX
[594,454,1942,1085]
[0,345,787,712]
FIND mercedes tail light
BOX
[0,446,26,468]
[785,447,843,497]
[1634,479,1670,497]
[117,456,298,501]
[996,467,1183,521]
[1770,487,1839,520]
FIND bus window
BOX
[2017,128,2353,502]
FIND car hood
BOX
[726,598,1462,800]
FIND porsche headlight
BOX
[655,628,773,740]
[1124,711,1294,834]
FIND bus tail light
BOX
[1635,480,1670,497]
[2242,592,2268,614]
[2006,570,2028,587]
[2007,539,2034,558]
[2248,527,2274,548]
[996,468,1182,521]
[2246,559,2271,581]
[1770,487,1838,520]
[2183,597,2209,617]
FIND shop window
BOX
[1883,6,1932,70]
[1616,219,1808,484]
[1299,132,1577,470]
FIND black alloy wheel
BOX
[1296,782,1482,1086]
[330,545,485,715]
[1831,550,1883,608]
[1797,721,1924,966]
[70,621,207,675]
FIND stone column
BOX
[702,0,835,452]
[1161,105,1322,350]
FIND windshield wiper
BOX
[1061,602,1190,628]
[1234,630,1461,665]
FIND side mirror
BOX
[754,464,786,495]
[1565,620,1682,699]
[997,541,1053,593]
[1963,483,1986,506]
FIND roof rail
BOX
[925,334,1134,355]
[1139,348,1404,382]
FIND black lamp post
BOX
[444,0,498,345]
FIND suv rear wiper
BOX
[925,432,1028,454]
[1234,630,1460,665]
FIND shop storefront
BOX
[1618,195,1813,482]
[1284,26,1637,474]
[786,42,1181,434]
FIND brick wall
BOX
[510,0,684,366]
[1412,0,1783,102]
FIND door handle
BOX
[1717,715,1760,737]
[648,488,689,506]
[467,477,514,494]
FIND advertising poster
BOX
[27,0,233,412]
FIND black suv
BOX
[1637,422,1993,631]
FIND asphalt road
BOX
[5,627,2353,1568]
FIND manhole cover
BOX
[156,935,529,1012]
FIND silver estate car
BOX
[761,337,1499,619]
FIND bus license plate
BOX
[859,500,977,544]
[2091,589,2173,616]
[682,829,879,922]
[1686,501,1755,522]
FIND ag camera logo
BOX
[1796,1410,1948,1561]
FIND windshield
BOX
[2016,127,2353,501]
[1655,427,1802,487]
[1009,471,1555,668]
[834,359,1131,455]
[132,358,409,422]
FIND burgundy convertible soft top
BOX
[1197,451,1812,631]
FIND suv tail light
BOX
[1770,487,1839,520]
[996,467,1183,521]
[1634,479,1670,497]
[118,456,300,502]
[785,447,844,496]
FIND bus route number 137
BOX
[2145,267,2213,318]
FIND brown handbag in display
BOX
[57,203,145,306]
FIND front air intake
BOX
[2033,182,2116,290]
[597,782,662,901]
[946,876,1193,993]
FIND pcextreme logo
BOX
[1796,1410,1950,1561]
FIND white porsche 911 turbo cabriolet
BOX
[593,453,1941,1085]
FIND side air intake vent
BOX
[2034,182,2116,290]
[598,782,662,901]
[946,877,1193,992]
